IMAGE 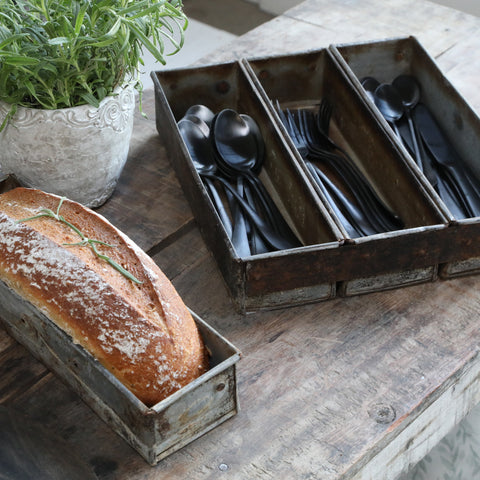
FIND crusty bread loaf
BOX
[0,187,208,406]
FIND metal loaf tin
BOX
[153,60,344,312]
[331,36,480,279]
[0,278,240,466]
[153,47,452,310]
[241,47,448,297]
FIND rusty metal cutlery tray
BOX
[152,36,480,313]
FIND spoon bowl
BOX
[211,109,259,176]
[181,114,211,137]
[184,104,215,126]
[361,76,380,103]
[177,118,216,175]
[392,75,421,110]
[240,113,265,174]
[374,83,404,123]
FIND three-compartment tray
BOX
[153,36,480,313]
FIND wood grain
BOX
[0,1,479,479]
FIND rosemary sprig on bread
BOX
[17,196,143,284]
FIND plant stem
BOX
[16,197,143,284]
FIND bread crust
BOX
[0,188,208,406]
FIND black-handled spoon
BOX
[374,83,406,146]
[178,115,297,251]
[178,118,234,238]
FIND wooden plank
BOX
[3,233,480,479]
[7,373,137,479]
[283,0,480,56]
[352,352,480,479]
[0,329,15,353]
[433,33,480,114]
[0,2,479,479]
[205,0,480,84]
[145,226,480,480]
[0,342,49,403]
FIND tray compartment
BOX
[153,61,342,311]
[243,48,447,295]
[331,36,480,278]
[243,48,445,235]
[0,278,240,465]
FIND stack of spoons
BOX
[177,105,300,257]
[362,74,480,219]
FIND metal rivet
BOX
[216,81,230,95]
[216,383,226,392]
[219,463,229,471]
[259,70,270,80]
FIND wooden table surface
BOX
[1,1,480,479]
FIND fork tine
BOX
[287,108,309,157]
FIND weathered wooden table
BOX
[1,0,480,479]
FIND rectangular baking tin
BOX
[241,47,449,296]
[152,60,343,312]
[331,36,480,279]
[0,278,241,465]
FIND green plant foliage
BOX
[0,0,187,110]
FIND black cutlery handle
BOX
[231,177,251,257]
[203,177,233,239]
[413,103,480,217]
[204,173,298,251]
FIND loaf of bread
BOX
[0,187,208,406]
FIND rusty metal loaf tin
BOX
[153,47,453,309]
[0,277,240,466]
[152,60,343,312]
[242,47,449,297]
[331,36,480,280]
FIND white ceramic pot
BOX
[0,84,135,207]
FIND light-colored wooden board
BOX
[1,1,479,478]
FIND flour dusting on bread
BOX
[0,188,208,406]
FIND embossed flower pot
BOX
[0,84,135,208]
